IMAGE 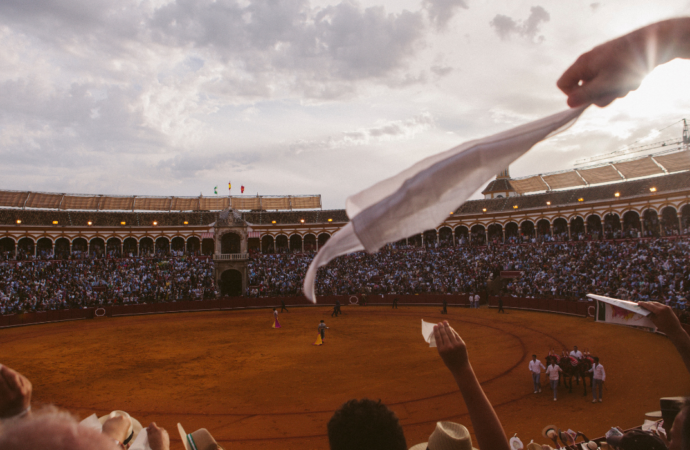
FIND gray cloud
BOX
[149,0,427,84]
[490,6,550,42]
[289,112,434,153]
[423,0,469,31]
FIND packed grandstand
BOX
[1,165,689,316]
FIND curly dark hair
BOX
[327,398,407,450]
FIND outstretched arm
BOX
[558,18,690,107]
[434,321,510,450]
[639,302,690,375]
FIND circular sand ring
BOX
[348,295,359,305]
[94,308,107,317]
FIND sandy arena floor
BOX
[1,306,689,449]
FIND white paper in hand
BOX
[422,320,437,347]
[129,428,152,450]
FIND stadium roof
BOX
[510,149,690,194]
[0,192,321,212]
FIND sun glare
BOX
[619,59,690,117]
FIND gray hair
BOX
[0,406,115,450]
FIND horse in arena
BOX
[556,350,594,396]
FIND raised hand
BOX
[101,414,132,445]
[147,422,171,450]
[434,321,469,373]
[557,18,690,108]
[639,302,682,336]
[0,364,32,419]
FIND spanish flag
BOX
[228,181,231,192]
[241,185,245,193]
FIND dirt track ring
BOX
[0,306,685,449]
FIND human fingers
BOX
[434,323,448,348]
[557,53,596,96]
[638,301,664,313]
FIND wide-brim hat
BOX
[541,425,558,440]
[408,422,478,450]
[178,423,223,450]
[509,435,524,450]
[606,429,667,450]
[525,443,542,450]
[97,410,143,445]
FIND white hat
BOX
[409,422,478,450]
[97,410,143,445]
[510,435,524,450]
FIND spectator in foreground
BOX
[558,18,690,108]
[328,321,510,450]
[0,362,171,450]
[639,302,690,450]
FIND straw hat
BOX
[178,423,224,450]
[409,422,478,450]
[525,442,544,450]
[97,410,143,445]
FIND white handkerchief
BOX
[79,413,102,432]
[129,428,151,450]
[303,107,587,301]
[422,320,437,347]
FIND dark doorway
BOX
[220,269,243,296]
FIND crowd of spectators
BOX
[247,237,689,308]
[0,257,216,315]
[1,236,688,315]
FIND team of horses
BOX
[545,350,595,396]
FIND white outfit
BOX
[546,365,562,380]
[529,360,545,373]
[569,350,583,359]
[589,363,606,381]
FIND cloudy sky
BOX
[2,0,690,209]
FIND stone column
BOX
[273,238,277,253]
[679,214,683,233]
[502,229,506,243]
[567,224,571,240]
[485,230,489,245]
[301,237,304,253]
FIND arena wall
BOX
[0,294,603,329]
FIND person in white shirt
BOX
[545,359,563,401]
[589,357,606,403]
[528,355,545,394]
[569,346,583,360]
[474,294,480,309]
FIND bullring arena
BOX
[1,303,689,449]
[1,151,690,449]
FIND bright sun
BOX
[618,58,690,118]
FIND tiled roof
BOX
[481,178,515,195]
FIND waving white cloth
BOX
[303,107,587,302]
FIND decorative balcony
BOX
[213,253,249,261]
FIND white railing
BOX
[213,253,249,261]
